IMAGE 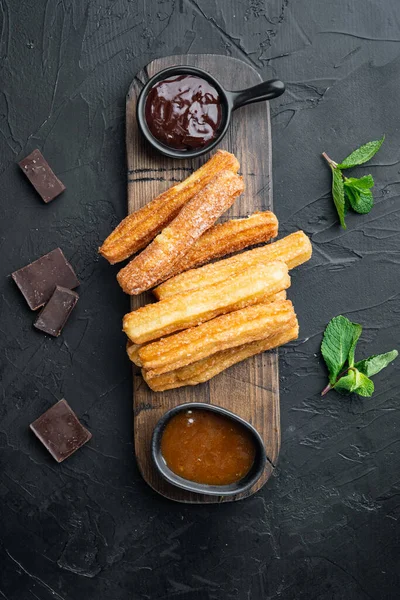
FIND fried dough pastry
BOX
[126,340,142,367]
[126,290,288,366]
[154,230,312,300]
[123,261,290,344]
[117,170,244,295]
[99,150,240,263]
[143,321,299,391]
[139,299,296,376]
[153,211,278,284]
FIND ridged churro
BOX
[139,299,296,376]
[143,321,299,391]
[153,211,278,285]
[126,340,142,366]
[126,290,288,366]
[154,230,312,300]
[117,170,244,295]
[99,150,239,263]
[123,262,289,344]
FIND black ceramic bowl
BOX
[151,402,267,496]
[137,65,285,159]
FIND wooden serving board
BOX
[126,54,280,503]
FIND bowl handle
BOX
[228,79,285,110]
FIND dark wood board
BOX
[126,54,280,503]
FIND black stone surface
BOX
[0,1,399,599]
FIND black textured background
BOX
[1,1,399,599]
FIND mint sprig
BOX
[322,136,384,229]
[321,315,397,397]
[337,137,385,169]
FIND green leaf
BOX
[321,316,360,384]
[348,323,362,366]
[355,350,398,377]
[334,369,357,393]
[331,166,346,229]
[354,372,375,397]
[344,186,374,214]
[344,192,351,214]
[334,368,374,397]
[345,175,374,190]
[338,135,385,169]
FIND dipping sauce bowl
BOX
[137,65,285,159]
[151,403,267,497]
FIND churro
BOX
[99,150,239,263]
[117,170,244,295]
[139,299,296,376]
[126,290,288,365]
[143,321,299,391]
[154,230,312,300]
[153,211,278,284]
[126,340,142,366]
[123,262,289,344]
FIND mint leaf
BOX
[344,185,374,214]
[331,166,346,229]
[345,175,374,190]
[334,369,357,393]
[355,350,398,377]
[344,192,351,214]
[338,136,385,169]
[354,372,375,397]
[321,316,359,384]
[320,316,397,398]
[348,323,362,366]
[334,368,374,397]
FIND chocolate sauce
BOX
[145,75,223,150]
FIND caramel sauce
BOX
[160,409,256,486]
[145,75,222,150]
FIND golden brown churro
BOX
[117,170,244,295]
[154,211,279,284]
[139,299,296,376]
[154,230,312,300]
[126,290,287,365]
[125,290,288,365]
[123,261,289,344]
[143,321,299,391]
[126,340,142,367]
[99,150,239,263]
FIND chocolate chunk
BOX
[34,286,79,336]
[19,149,65,203]
[12,248,79,310]
[30,399,92,462]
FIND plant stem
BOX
[320,367,351,396]
[321,383,332,396]
[322,152,338,169]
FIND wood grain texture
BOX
[126,54,280,503]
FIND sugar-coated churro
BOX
[143,321,299,391]
[139,299,296,376]
[117,170,244,295]
[99,150,240,263]
[126,340,142,367]
[123,262,289,344]
[125,290,288,365]
[152,211,278,285]
[154,230,312,300]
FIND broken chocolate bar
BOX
[19,149,65,203]
[34,286,79,336]
[30,399,92,462]
[12,248,79,310]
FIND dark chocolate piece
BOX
[34,286,79,336]
[11,248,79,310]
[19,149,66,203]
[30,399,92,462]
